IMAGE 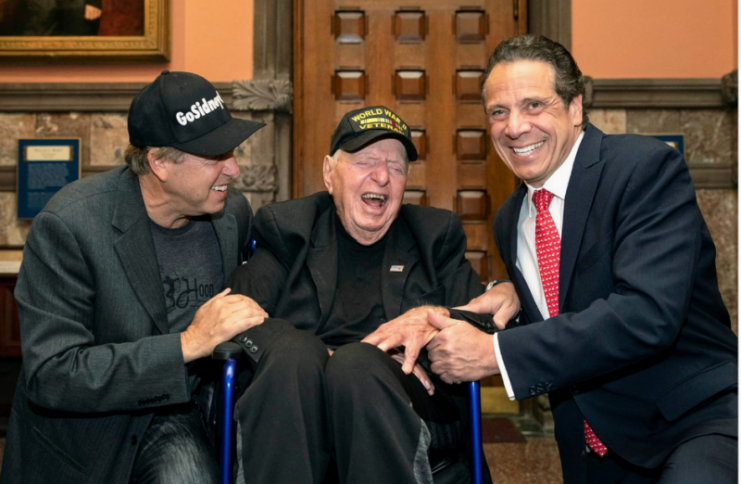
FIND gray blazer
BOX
[1,167,252,484]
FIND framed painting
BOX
[0,0,169,62]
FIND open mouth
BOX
[211,185,227,192]
[361,192,387,208]
[512,141,545,156]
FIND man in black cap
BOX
[2,71,267,484]
[227,106,513,483]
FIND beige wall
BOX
[0,0,255,83]
[573,0,737,78]
[2,1,736,82]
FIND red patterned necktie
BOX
[533,189,608,458]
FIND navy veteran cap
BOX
[330,106,418,161]
[128,70,265,157]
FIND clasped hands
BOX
[363,282,519,385]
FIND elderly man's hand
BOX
[181,288,268,363]
[361,306,447,374]
[388,349,435,395]
[455,281,520,330]
[426,310,499,384]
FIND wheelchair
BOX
[213,341,486,484]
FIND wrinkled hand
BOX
[455,282,520,330]
[84,4,102,20]
[181,288,268,363]
[426,310,499,384]
[389,350,434,396]
[361,306,448,375]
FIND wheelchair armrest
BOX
[212,341,245,361]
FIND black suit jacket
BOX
[228,191,489,366]
[494,125,737,470]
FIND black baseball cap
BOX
[128,70,265,156]
[330,105,418,161]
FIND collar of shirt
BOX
[524,131,585,220]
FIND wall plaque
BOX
[17,139,80,218]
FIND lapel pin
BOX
[390,265,404,273]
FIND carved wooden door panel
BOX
[294,0,525,413]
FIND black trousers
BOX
[234,329,464,484]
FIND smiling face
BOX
[154,149,240,226]
[323,138,408,245]
[483,60,583,188]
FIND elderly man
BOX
[227,106,508,484]
[426,35,738,483]
[1,71,267,484]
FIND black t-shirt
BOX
[150,217,224,335]
[317,214,389,349]
[150,217,223,393]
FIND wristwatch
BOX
[485,279,512,291]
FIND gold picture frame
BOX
[0,0,169,63]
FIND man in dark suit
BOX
[425,35,738,483]
[1,71,267,484]
[227,106,503,484]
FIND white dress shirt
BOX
[494,132,585,400]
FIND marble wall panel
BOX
[36,113,92,167]
[679,110,735,166]
[626,109,681,135]
[697,189,738,334]
[626,109,735,166]
[0,114,36,166]
[90,114,128,166]
[587,109,626,134]
[0,193,32,246]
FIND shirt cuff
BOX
[494,332,515,401]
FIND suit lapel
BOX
[111,170,169,335]
[307,208,339,322]
[381,218,418,319]
[211,211,238,280]
[559,125,605,309]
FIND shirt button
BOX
[245,340,253,348]
[239,335,248,343]
[250,346,258,353]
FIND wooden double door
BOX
[294,0,525,413]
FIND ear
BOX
[322,155,334,194]
[569,94,584,127]
[147,150,169,183]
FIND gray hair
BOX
[124,145,187,175]
[482,34,588,127]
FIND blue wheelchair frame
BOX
[214,342,485,484]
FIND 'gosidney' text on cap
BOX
[175,92,226,126]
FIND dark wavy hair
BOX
[482,34,588,127]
